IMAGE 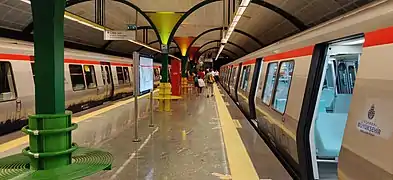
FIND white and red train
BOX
[0,38,168,136]
[221,1,393,179]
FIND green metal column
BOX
[161,52,169,83]
[0,1,112,178]
[32,0,65,114]
[181,56,187,77]
[29,0,70,170]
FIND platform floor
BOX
[0,84,291,180]
[86,84,290,180]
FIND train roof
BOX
[225,0,392,66]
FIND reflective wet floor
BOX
[84,85,290,180]
[86,93,229,180]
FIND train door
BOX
[0,61,19,135]
[100,62,114,99]
[309,36,364,179]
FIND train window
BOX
[101,66,106,85]
[105,66,111,84]
[336,62,358,94]
[123,67,130,84]
[231,67,237,87]
[83,65,97,89]
[272,61,295,113]
[0,62,16,101]
[241,66,251,91]
[262,62,278,105]
[69,64,86,91]
[116,67,124,84]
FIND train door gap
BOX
[310,37,364,179]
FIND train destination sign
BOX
[104,30,135,40]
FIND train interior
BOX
[310,37,365,179]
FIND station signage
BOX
[104,30,135,40]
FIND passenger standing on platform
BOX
[205,69,215,98]
[193,73,199,95]
[197,75,205,95]
[197,69,205,80]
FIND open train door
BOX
[100,62,114,99]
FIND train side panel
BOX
[0,60,34,135]
[229,64,240,101]
[255,54,312,164]
[237,63,255,118]
[338,42,393,179]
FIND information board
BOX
[139,56,154,93]
[104,30,135,40]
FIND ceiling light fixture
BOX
[215,0,251,60]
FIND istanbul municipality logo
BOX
[368,104,375,120]
[357,104,381,136]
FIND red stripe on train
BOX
[364,26,393,47]
[0,53,132,66]
[243,59,256,65]
[264,46,314,62]
[110,62,132,67]
[64,59,101,65]
[0,54,32,61]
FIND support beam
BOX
[251,0,308,30]
[137,39,180,52]
[198,40,248,54]
[186,27,263,56]
[95,0,105,25]
[168,0,221,47]
[199,47,238,59]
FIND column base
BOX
[158,83,172,112]
[0,147,113,179]
[181,77,188,95]
[0,112,113,179]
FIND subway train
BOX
[220,1,393,179]
[0,38,168,136]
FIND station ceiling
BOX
[0,0,375,61]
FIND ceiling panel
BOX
[107,40,139,54]
[193,31,221,47]
[132,0,204,12]
[64,18,107,47]
[0,0,377,62]
[0,0,31,30]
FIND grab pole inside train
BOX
[133,52,141,142]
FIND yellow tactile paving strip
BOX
[0,90,158,153]
[213,84,260,180]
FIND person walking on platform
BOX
[205,69,215,98]
[197,75,205,96]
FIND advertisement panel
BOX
[139,56,154,93]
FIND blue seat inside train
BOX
[315,113,348,158]
[314,88,350,158]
